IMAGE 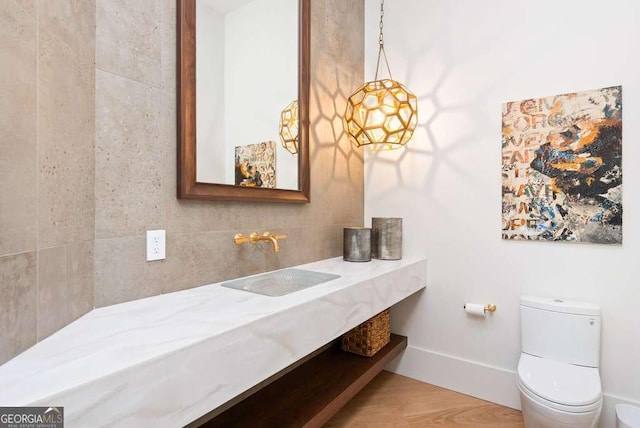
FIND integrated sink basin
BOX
[221,268,340,296]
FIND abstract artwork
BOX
[234,141,277,188]
[502,86,622,244]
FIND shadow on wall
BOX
[310,61,363,192]
[364,20,519,204]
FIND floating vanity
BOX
[0,257,426,427]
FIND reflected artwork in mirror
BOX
[177,0,310,203]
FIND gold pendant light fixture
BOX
[279,99,299,155]
[343,0,418,151]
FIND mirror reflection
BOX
[196,0,299,190]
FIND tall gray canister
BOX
[371,217,402,260]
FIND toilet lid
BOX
[517,354,602,407]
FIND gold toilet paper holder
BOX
[463,303,497,313]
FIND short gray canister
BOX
[617,404,640,428]
[343,227,371,262]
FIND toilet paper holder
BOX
[463,303,497,313]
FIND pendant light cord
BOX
[374,0,393,81]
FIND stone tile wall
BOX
[93,0,365,307]
[0,0,363,364]
[0,0,95,364]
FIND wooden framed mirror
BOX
[177,0,310,203]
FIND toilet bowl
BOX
[517,296,602,428]
[517,353,602,428]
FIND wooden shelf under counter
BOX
[194,334,408,428]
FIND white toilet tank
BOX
[521,296,601,367]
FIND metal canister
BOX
[371,217,402,260]
[343,227,371,262]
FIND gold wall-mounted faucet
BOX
[234,232,288,253]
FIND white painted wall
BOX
[196,0,226,183]
[363,1,640,426]
[224,0,298,189]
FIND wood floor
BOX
[325,371,524,427]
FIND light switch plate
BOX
[146,230,166,261]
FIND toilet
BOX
[517,296,603,427]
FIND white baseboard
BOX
[386,345,640,428]
[386,344,522,410]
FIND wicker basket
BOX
[341,309,391,357]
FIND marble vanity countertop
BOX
[0,256,426,427]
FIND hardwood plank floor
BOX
[325,371,524,427]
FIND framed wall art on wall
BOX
[502,86,622,244]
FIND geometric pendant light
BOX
[279,99,299,155]
[343,0,418,151]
